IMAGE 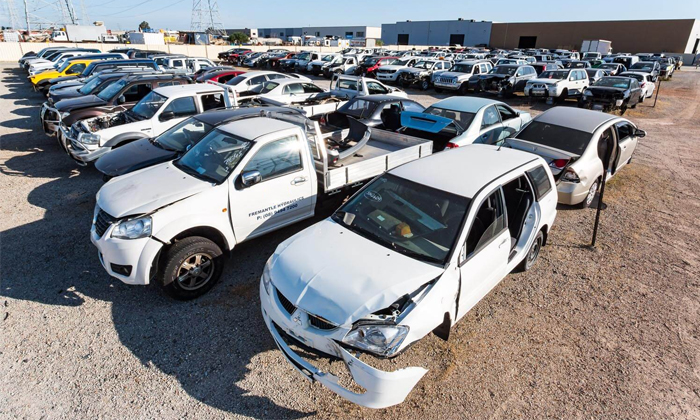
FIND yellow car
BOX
[29,59,94,90]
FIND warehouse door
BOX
[397,34,410,45]
[518,36,537,49]
[449,34,465,46]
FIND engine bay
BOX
[86,112,128,132]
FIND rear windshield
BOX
[516,121,591,155]
[491,66,517,75]
[594,78,630,88]
[423,106,476,131]
[338,98,378,118]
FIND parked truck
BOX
[51,25,107,42]
[128,32,165,45]
[581,40,612,59]
[90,111,434,299]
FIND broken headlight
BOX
[111,216,152,239]
[78,132,100,145]
[342,323,409,357]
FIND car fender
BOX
[103,132,150,148]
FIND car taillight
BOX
[550,158,570,169]
[640,82,646,88]
[560,168,580,183]
[319,115,326,125]
[445,142,459,149]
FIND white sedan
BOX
[261,144,558,408]
[619,71,656,100]
[240,78,328,105]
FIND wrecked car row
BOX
[20,48,648,409]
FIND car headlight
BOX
[60,112,70,119]
[342,323,409,357]
[78,132,100,145]
[262,260,272,295]
[111,216,152,239]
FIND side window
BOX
[172,59,183,67]
[201,93,224,111]
[123,83,152,102]
[401,101,424,113]
[526,165,552,200]
[249,75,267,86]
[242,136,302,181]
[67,63,86,74]
[496,104,516,121]
[465,189,506,257]
[218,74,235,84]
[285,83,304,94]
[480,105,500,130]
[162,97,197,118]
[630,79,639,89]
[302,83,324,94]
[615,122,633,140]
[366,81,389,95]
[158,81,177,87]
[266,73,285,80]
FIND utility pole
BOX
[23,0,30,35]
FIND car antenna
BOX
[497,139,508,151]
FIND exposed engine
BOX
[86,112,127,132]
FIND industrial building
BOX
[381,18,700,56]
[256,25,381,43]
[381,19,492,47]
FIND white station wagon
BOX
[261,144,558,408]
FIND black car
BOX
[322,95,425,131]
[47,72,134,105]
[95,106,303,180]
[475,64,537,95]
[579,76,643,113]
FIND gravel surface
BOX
[1,63,699,419]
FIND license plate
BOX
[532,90,545,96]
[593,104,604,110]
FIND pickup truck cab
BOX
[322,55,359,78]
[432,59,493,94]
[306,53,342,75]
[396,59,452,90]
[330,74,407,98]
[261,144,557,408]
[163,57,216,74]
[524,68,589,102]
[64,84,230,164]
[91,111,433,299]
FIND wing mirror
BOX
[117,95,126,104]
[635,129,646,138]
[241,170,262,187]
[159,111,175,122]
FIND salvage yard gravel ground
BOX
[1,63,699,418]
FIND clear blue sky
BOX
[5,0,700,32]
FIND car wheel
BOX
[459,83,469,95]
[578,179,599,209]
[420,80,430,91]
[557,88,568,103]
[517,230,544,272]
[158,236,224,300]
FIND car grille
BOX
[378,69,396,74]
[94,209,117,238]
[436,77,457,84]
[276,289,297,315]
[530,83,548,89]
[307,314,337,330]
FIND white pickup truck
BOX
[91,111,434,299]
[64,84,232,165]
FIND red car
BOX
[354,56,399,78]
[196,69,246,84]
[227,49,252,64]
[268,52,297,70]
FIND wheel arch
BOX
[103,132,150,148]
[169,226,230,255]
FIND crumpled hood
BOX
[479,73,509,81]
[270,219,445,326]
[48,86,82,104]
[55,94,106,113]
[96,162,211,218]
[95,138,178,177]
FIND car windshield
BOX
[451,63,474,73]
[621,73,643,82]
[130,91,167,120]
[538,70,568,79]
[97,79,127,101]
[491,66,517,75]
[631,63,654,71]
[226,75,247,86]
[594,78,630,88]
[155,117,213,151]
[363,57,380,65]
[423,106,476,131]
[321,55,336,62]
[78,75,103,94]
[338,98,379,118]
[413,61,434,69]
[296,53,310,60]
[251,81,278,94]
[175,128,253,184]
[57,60,74,73]
[516,121,591,155]
[332,174,469,265]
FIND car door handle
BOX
[141,128,151,132]
[499,238,508,248]
[291,176,307,185]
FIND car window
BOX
[366,81,389,95]
[242,135,302,181]
[123,83,152,102]
[615,122,634,140]
[401,101,425,113]
[67,63,86,74]
[496,104,516,121]
[162,97,197,118]
[481,105,500,130]
[266,73,286,80]
[302,83,324,94]
[526,165,552,200]
[249,75,267,86]
[465,189,506,257]
[201,93,224,111]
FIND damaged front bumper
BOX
[261,281,427,409]
[40,103,60,136]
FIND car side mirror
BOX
[635,129,646,138]
[240,170,262,187]
[117,95,126,104]
[159,111,175,122]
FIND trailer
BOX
[581,40,612,56]
[51,25,107,42]
[127,32,165,45]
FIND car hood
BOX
[96,162,212,218]
[435,71,468,79]
[95,138,179,177]
[55,95,107,112]
[587,86,628,94]
[378,65,405,71]
[270,219,445,326]
[528,77,563,85]
[399,67,427,75]
[48,86,83,104]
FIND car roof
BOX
[352,94,416,104]
[389,144,539,198]
[535,106,617,133]
[432,96,503,112]
[217,116,298,140]
[193,106,302,125]
[153,84,218,96]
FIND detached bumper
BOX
[91,224,162,285]
[261,281,427,409]
[40,103,60,136]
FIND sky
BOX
[4,0,700,32]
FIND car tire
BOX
[578,179,599,209]
[557,88,568,103]
[459,83,469,95]
[158,236,224,300]
[420,80,430,91]
[517,230,544,272]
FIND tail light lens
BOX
[560,168,580,183]
[319,115,326,125]
[445,142,459,149]
[550,158,570,169]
